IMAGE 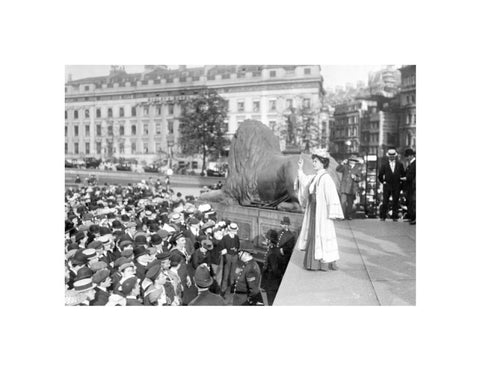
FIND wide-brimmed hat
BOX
[311,148,329,159]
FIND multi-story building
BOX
[398,65,416,152]
[330,99,377,159]
[65,65,324,162]
[360,104,399,157]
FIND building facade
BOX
[398,65,416,153]
[330,99,377,159]
[360,105,399,157]
[65,65,324,162]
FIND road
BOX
[65,169,224,197]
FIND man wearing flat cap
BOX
[378,148,405,221]
[232,244,263,306]
[90,269,112,306]
[189,264,226,306]
[336,155,362,220]
[121,276,143,305]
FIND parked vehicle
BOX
[206,162,228,177]
[85,157,102,169]
[116,162,132,171]
[143,164,160,173]
[65,159,75,168]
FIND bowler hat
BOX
[404,148,415,157]
[194,265,213,288]
[134,235,147,245]
[266,229,279,244]
[150,233,162,246]
[75,266,93,281]
[157,252,171,261]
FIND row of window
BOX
[405,94,416,105]
[402,75,416,87]
[65,104,176,120]
[65,121,175,137]
[236,98,310,113]
[335,115,359,125]
[70,68,313,93]
[65,140,164,155]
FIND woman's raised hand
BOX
[298,157,304,170]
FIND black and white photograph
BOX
[3,1,478,370]
[64,64,416,306]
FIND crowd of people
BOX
[65,178,294,306]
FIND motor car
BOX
[116,162,132,171]
[206,162,228,177]
[65,159,75,168]
[143,164,160,173]
[85,157,102,169]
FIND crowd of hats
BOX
[64,179,248,306]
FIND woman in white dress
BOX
[295,149,344,271]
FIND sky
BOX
[65,64,389,89]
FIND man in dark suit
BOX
[189,264,226,306]
[90,269,111,306]
[403,148,416,225]
[378,148,405,221]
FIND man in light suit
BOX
[336,155,362,220]
[378,148,405,221]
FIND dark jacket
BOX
[220,234,240,255]
[188,290,226,306]
[90,287,110,306]
[405,159,416,191]
[234,259,262,297]
[378,159,405,190]
[278,229,295,259]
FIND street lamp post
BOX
[199,99,209,176]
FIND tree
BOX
[283,104,320,152]
[298,105,320,152]
[179,89,230,175]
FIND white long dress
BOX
[295,168,344,267]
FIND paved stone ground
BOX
[274,219,416,306]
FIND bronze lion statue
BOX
[200,119,340,211]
